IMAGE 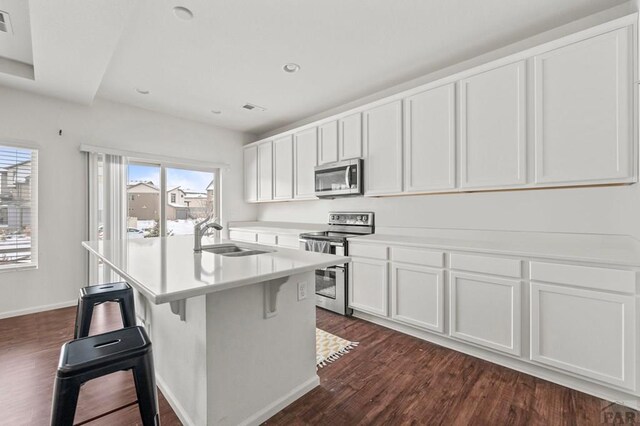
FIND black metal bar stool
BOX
[50,326,159,426]
[74,282,136,338]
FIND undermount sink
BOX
[201,244,270,257]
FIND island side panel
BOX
[205,271,318,426]
[146,295,208,426]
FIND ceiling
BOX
[0,0,631,135]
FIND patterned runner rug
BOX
[316,328,358,368]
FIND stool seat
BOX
[80,281,132,298]
[74,282,136,339]
[51,326,159,426]
[58,326,151,379]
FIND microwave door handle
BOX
[345,165,351,189]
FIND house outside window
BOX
[171,193,176,203]
[0,143,38,269]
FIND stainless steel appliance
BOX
[314,159,363,198]
[299,212,374,315]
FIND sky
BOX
[128,164,213,193]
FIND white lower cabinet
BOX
[449,272,521,356]
[391,263,444,333]
[349,257,388,316]
[228,230,257,243]
[530,282,636,390]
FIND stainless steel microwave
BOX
[314,159,363,198]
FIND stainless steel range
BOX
[299,212,374,315]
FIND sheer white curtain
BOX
[87,152,127,284]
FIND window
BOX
[127,162,218,237]
[0,144,38,269]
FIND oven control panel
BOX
[328,212,374,226]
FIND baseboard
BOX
[240,375,320,426]
[354,311,640,410]
[0,299,77,320]
[156,374,197,426]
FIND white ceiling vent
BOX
[242,103,266,112]
[0,11,13,34]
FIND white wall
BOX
[257,184,640,238]
[0,86,255,317]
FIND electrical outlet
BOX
[297,282,307,301]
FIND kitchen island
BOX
[83,235,349,426]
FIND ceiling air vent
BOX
[242,103,266,112]
[0,11,13,34]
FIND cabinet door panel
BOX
[459,61,526,189]
[339,113,362,160]
[534,27,633,184]
[257,142,273,201]
[531,282,635,390]
[363,101,403,195]
[449,272,521,356]
[391,264,444,332]
[318,121,339,164]
[293,128,318,199]
[243,146,258,202]
[273,135,293,200]
[349,258,388,316]
[404,84,456,192]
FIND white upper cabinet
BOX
[339,113,362,160]
[459,61,527,189]
[273,135,293,200]
[293,127,318,199]
[243,145,258,202]
[257,141,273,201]
[318,121,339,165]
[533,27,633,185]
[404,84,456,192]
[363,100,403,195]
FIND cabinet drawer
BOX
[390,246,444,267]
[530,262,635,294]
[450,253,522,278]
[531,282,635,390]
[257,233,277,246]
[229,230,257,243]
[277,234,300,249]
[349,243,388,260]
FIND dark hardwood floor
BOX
[1,303,635,425]
[266,308,636,425]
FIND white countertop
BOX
[83,236,349,304]
[349,229,640,267]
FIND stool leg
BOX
[132,350,159,426]
[74,298,94,339]
[50,376,80,426]
[120,290,136,328]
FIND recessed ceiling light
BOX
[173,6,194,20]
[135,88,150,95]
[211,110,222,115]
[283,63,301,73]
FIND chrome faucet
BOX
[194,215,223,252]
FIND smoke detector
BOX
[0,11,13,34]
[242,103,266,112]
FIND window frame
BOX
[0,140,38,272]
